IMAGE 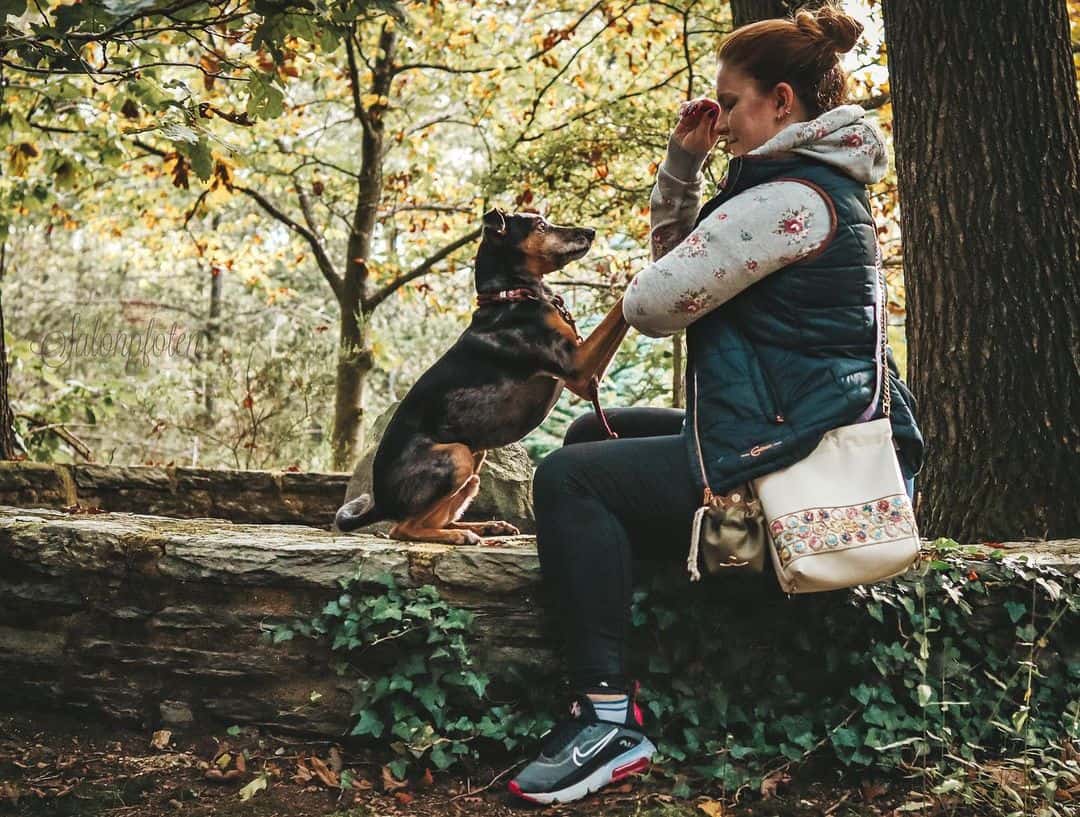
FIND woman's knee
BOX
[564,412,602,446]
[533,445,586,506]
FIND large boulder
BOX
[343,402,536,533]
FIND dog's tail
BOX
[334,493,386,532]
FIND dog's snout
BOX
[582,228,596,241]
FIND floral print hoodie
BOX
[624,105,888,337]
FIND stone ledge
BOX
[1,505,1076,738]
[0,456,536,532]
[0,506,546,736]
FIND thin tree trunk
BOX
[0,243,20,459]
[203,262,222,417]
[882,0,1080,539]
[331,22,395,472]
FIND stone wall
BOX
[2,503,1076,738]
[0,461,347,527]
[0,455,536,532]
[0,506,550,736]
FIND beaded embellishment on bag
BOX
[771,495,916,566]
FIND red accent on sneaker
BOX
[508,780,541,802]
[611,757,651,781]
[632,701,644,727]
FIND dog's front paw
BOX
[481,520,520,536]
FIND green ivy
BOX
[273,541,1079,796]
[628,540,1079,792]
[273,571,553,779]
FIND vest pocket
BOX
[746,342,786,425]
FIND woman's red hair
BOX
[718,5,863,116]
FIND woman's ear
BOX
[774,82,796,120]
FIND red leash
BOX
[476,288,618,439]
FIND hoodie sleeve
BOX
[648,138,709,261]
[624,180,835,337]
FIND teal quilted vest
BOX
[684,154,924,495]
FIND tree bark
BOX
[882,0,1080,539]
[0,244,20,460]
[330,23,395,472]
[730,0,824,28]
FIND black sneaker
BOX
[508,689,655,805]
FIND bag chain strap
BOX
[879,265,892,420]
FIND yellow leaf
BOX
[238,774,268,802]
[698,800,725,817]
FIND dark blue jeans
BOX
[534,407,696,691]
[533,406,916,692]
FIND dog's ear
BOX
[482,207,507,237]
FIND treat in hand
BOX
[672,97,725,155]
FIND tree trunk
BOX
[201,229,223,419]
[730,0,824,27]
[330,23,396,472]
[0,244,19,460]
[882,0,1080,539]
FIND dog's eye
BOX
[535,221,547,233]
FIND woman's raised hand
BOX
[672,98,724,156]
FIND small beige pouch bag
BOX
[751,271,919,594]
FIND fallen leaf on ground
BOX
[238,773,268,802]
[235,753,246,774]
[394,791,413,805]
[416,768,434,789]
[382,765,408,792]
[760,770,791,798]
[697,798,725,816]
[150,730,172,750]
[328,746,343,773]
[862,780,889,801]
[293,759,313,784]
[308,755,339,788]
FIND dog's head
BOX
[476,208,595,290]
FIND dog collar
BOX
[475,288,541,306]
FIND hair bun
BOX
[794,6,862,56]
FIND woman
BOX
[509,6,923,805]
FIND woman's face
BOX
[714,62,792,157]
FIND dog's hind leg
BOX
[390,444,487,546]
[447,449,519,537]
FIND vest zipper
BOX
[759,363,785,425]
[690,368,713,505]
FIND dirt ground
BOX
[0,709,940,817]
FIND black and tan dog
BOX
[334,208,628,545]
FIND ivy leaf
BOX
[1004,601,1026,623]
[916,684,933,708]
[350,708,384,738]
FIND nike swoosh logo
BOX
[571,728,618,767]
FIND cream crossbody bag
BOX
[750,270,920,594]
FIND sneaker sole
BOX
[508,738,655,805]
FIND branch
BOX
[60,0,205,42]
[364,227,482,313]
[852,92,890,111]
[525,0,605,61]
[232,184,344,302]
[392,62,500,76]
[345,25,374,140]
[515,64,689,143]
